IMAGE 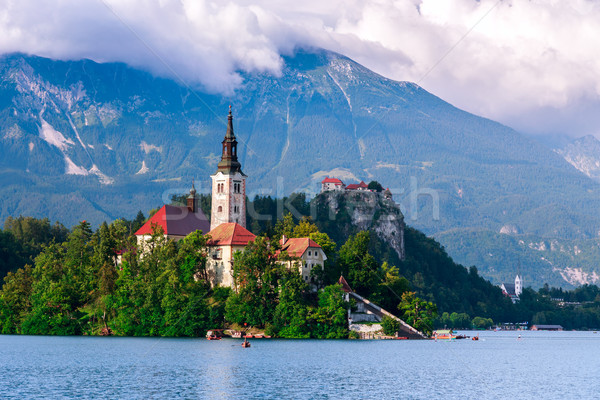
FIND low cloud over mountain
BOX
[2,0,600,137]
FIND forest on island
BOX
[2,193,600,337]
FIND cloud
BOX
[1,0,600,136]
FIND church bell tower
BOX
[210,106,247,231]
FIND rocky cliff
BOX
[314,190,405,261]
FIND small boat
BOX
[472,335,479,341]
[241,338,251,348]
[206,330,223,340]
[433,330,457,341]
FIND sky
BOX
[1,0,600,138]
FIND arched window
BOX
[218,206,223,213]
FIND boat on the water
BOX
[206,330,223,340]
[433,330,457,341]
[242,338,251,348]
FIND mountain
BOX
[2,49,600,288]
[556,135,600,182]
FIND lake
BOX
[1,331,598,399]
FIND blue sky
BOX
[2,0,599,138]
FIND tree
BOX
[371,262,411,313]
[368,181,383,192]
[292,217,319,238]
[21,242,84,335]
[273,269,310,338]
[308,231,337,287]
[471,316,494,329]
[398,291,437,336]
[1,216,69,279]
[309,284,349,338]
[273,213,296,241]
[337,231,379,296]
[132,211,146,233]
[381,315,401,336]
[225,237,283,327]
[0,265,33,333]
[0,230,25,280]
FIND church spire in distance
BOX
[217,105,243,174]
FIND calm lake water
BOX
[1,331,598,399]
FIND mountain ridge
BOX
[2,49,600,287]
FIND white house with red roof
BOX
[321,177,345,192]
[206,222,256,287]
[135,184,210,251]
[278,236,327,286]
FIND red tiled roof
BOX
[346,180,368,190]
[207,223,256,246]
[338,275,353,293]
[279,237,322,258]
[321,177,344,184]
[135,205,210,236]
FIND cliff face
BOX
[314,190,405,260]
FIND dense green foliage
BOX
[4,192,600,336]
[0,216,348,338]
[398,291,437,336]
[0,216,69,280]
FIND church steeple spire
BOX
[210,106,247,231]
[217,105,243,174]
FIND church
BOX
[135,107,326,288]
[500,275,523,303]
